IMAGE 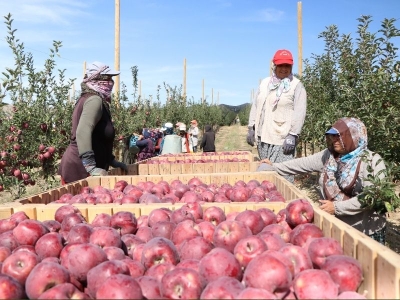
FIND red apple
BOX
[257,230,286,251]
[161,267,204,299]
[12,219,49,246]
[121,234,145,258]
[25,262,70,299]
[40,123,48,132]
[114,180,128,192]
[320,254,363,293]
[337,291,367,299]
[151,221,176,240]
[200,276,245,299]
[1,251,40,285]
[110,211,138,235]
[60,213,86,232]
[86,260,130,298]
[170,208,194,224]
[64,243,108,282]
[141,237,179,269]
[54,205,82,224]
[237,287,277,299]
[89,226,122,248]
[0,246,11,262]
[34,232,64,260]
[179,236,214,261]
[65,223,93,244]
[136,276,162,299]
[197,221,216,244]
[285,198,314,228]
[233,235,267,269]
[243,252,292,293]
[0,274,24,299]
[279,244,313,276]
[203,206,226,226]
[212,220,252,253]
[135,226,153,243]
[261,223,292,243]
[9,211,29,223]
[145,262,176,282]
[290,223,324,247]
[122,258,145,278]
[148,208,172,227]
[292,269,339,299]
[95,274,142,299]
[235,209,265,235]
[0,218,18,234]
[37,282,89,299]
[91,213,111,227]
[176,259,200,273]
[307,237,344,268]
[171,219,201,247]
[199,247,242,284]
[181,202,203,220]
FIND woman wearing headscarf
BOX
[258,117,387,244]
[200,125,216,153]
[189,120,199,152]
[58,61,127,184]
[247,49,307,183]
[136,128,156,162]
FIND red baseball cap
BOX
[273,49,294,65]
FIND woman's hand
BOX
[260,158,273,165]
[319,200,335,215]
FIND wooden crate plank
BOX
[138,164,149,175]
[148,164,160,175]
[140,204,175,217]
[159,163,171,175]
[12,204,41,220]
[192,164,206,174]
[342,229,358,258]
[127,164,138,175]
[215,163,228,173]
[228,163,240,173]
[252,202,286,213]
[181,163,193,174]
[203,163,215,173]
[356,237,378,299]
[376,247,400,299]
[238,162,251,172]
[0,207,13,219]
[170,164,182,174]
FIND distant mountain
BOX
[218,103,250,113]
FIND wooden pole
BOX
[297,1,303,77]
[83,61,86,77]
[114,0,120,97]
[139,80,142,98]
[202,79,205,103]
[211,88,214,105]
[217,91,219,105]
[183,58,186,101]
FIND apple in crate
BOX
[25,262,70,299]
[171,219,201,247]
[213,220,252,253]
[136,276,162,299]
[285,198,314,228]
[37,283,89,299]
[307,237,344,268]
[145,262,175,282]
[235,210,265,235]
[0,274,24,300]
[290,223,324,247]
[1,251,40,285]
[90,226,122,248]
[199,248,242,284]
[12,219,49,246]
[203,206,226,226]
[279,244,313,276]
[141,237,179,269]
[151,221,176,240]
[292,269,339,299]
[233,235,267,269]
[237,287,277,299]
[200,276,244,299]
[110,211,138,235]
[179,236,214,261]
[95,274,143,299]
[161,267,204,299]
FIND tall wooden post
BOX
[211,88,214,105]
[114,0,120,96]
[297,1,303,77]
[217,92,219,105]
[83,61,86,77]
[139,80,142,99]
[183,58,187,102]
[202,79,205,103]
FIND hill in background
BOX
[219,103,250,113]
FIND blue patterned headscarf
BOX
[322,117,368,201]
[268,69,293,107]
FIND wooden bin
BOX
[0,201,399,299]
[14,171,303,206]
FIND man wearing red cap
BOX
[247,49,307,183]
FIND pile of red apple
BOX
[0,199,367,299]
[161,151,251,157]
[51,178,286,205]
[144,158,250,164]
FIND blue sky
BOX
[0,0,399,106]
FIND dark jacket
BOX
[58,94,115,183]
[200,125,216,152]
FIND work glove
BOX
[246,125,255,146]
[81,151,108,176]
[257,163,276,172]
[110,159,128,172]
[282,134,297,154]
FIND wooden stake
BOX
[202,79,205,103]
[83,61,86,78]
[114,0,121,97]
[297,1,303,77]
[183,58,186,101]
[211,88,214,105]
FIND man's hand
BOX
[282,134,297,154]
[111,159,128,172]
[246,126,255,146]
[89,168,108,176]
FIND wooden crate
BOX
[0,201,398,299]
[14,171,304,205]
